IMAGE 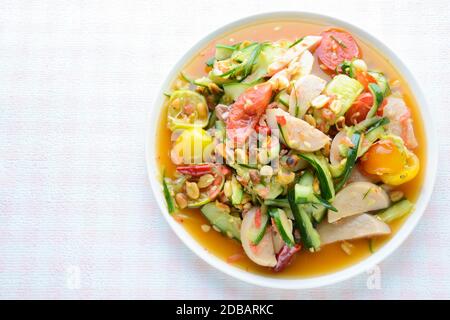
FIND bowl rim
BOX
[146,11,438,289]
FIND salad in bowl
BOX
[150,13,435,287]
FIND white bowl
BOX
[146,12,438,289]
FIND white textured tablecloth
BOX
[1,0,449,299]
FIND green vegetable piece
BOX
[310,204,327,224]
[368,71,391,97]
[365,83,384,119]
[299,153,335,201]
[335,132,362,191]
[231,175,244,205]
[289,37,305,48]
[162,173,176,214]
[201,202,241,241]
[215,44,239,61]
[269,207,295,247]
[377,199,414,223]
[288,187,321,251]
[263,199,291,209]
[325,74,363,116]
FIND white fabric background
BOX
[0,0,449,299]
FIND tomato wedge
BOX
[226,82,273,144]
[317,29,360,71]
[345,92,387,125]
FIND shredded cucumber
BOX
[368,71,391,97]
[377,199,413,223]
[162,174,176,214]
[366,83,384,119]
[288,187,321,251]
[299,153,335,201]
[215,44,238,61]
[201,202,241,241]
[247,206,269,245]
[269,207,295,247]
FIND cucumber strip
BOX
[303,203,327,224]
[263,199,291,209]
[329,160,346,178]
[214,43,262,82]
[242,43,282,83]
[215,44,239,61]
[368,71,391,97]
[223,79,263,102]
[180,71,193,84]
[366,117,389,134]
[294,171,315,203]
[335,132,362,191]
[339,60,356,78]
[201,202,241,241]
[299,153,335,201]
[288,187,321,251]
[247,207,270,245]
[356,117,389,156]
[365,83,384,119]
[269,208,295,247]
[354,115,383,132]
[264,181,284,200]
[377,199,413,223]
[162,173,176,214]
[231,175,243,205]
[310,204,327,224]
[223,82,252,101]
[293,171,337,211]
[295,184,315,204]
[231,42,258,62]
[242,43,262,79]
[289,37,304,48]
[193,76,213,88]
[359,124,387,156]
[298,170,314,186]
[313,194,337,212]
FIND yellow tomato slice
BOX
[361,139,406,175]
[380,152,420,186]
[172,128,212,164]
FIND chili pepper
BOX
[176,164,212,176]
[273,244,301,272]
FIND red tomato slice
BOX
[226,82,273,144]
[345,93,372,125]
[355,92,373,105]
[317,29,361,71]
[345,91,388,125]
